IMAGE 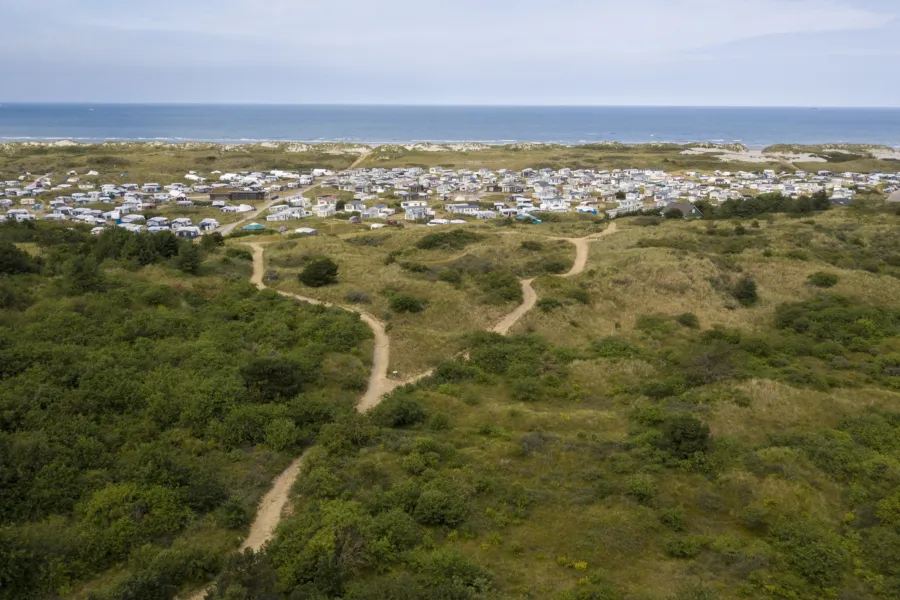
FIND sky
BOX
[1,0,899,106]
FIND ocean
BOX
[1,104,899,148]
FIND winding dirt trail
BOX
[489,221,618,335]
[188,222,618,599]
[491,279,538,335]
[247,243,393,409]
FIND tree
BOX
[299,257,339,287]
[663,208,684,220]
[174,243,203,275]
[63,255,104,293]
[240,356,309,401]
[731,277,759,307]
[0,241,36,275]
[660,415,711,459]
[153,231,181,258]
[200,232,225,251]
[615,191,627,200]
[122,233,159,266]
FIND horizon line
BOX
[2,102,900,110]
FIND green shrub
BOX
[476,270,522,305]
[200,232,225,250]
[636,314,675,334]
[676,313,700,328]
[807,271,839,288]
[414,481,468,526]
[660,415,711,459]
[388,293,427,313]
[409,547,493,595]
[537,297,563,312]
[566,288,591,305]
[0,241,36,275]
[731,277,759,307]
[659,507,686,531]
[224,247,252,261]
[665,535,707,559]
[769,517,850,588]
[438,268,462,285]
[299,257,339,287]
[370,392,427,428]
[348,234,389,247]
[520,240,543,251]
[591,337,642,358]
[624,474,657,505]
[415,230,481,250]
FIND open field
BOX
[0,142,358,190]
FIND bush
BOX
[676,313,700,328]
[388,293,427,314]
[437,268,462,285]
[537,297,563,312]
[663,208,684,219]
[731,277,759,307]
[566,288,591,305]
[415,230,481,250]
[660,415,711,459]
[591,337,641,359]
[345,290,372,304]
[174,243,204,275]
[624,474,657,505]
[370,392,427,428]
[659,507,686,531]
[807,271,839,288]
[414,481,468,526]
[520,240,543,251]
[199,232,225,250]
[225,247,252,261]
[0,241,36,275]
[665,535,707,559]
[299,257,339,287]
[475,270,522,305]
[240,356,311,401]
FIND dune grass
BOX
[229,203,900,600]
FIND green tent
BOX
[242,222,266,231]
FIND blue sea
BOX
[1,104,899,148]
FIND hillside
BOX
[4,198,900,600]
[196,200,900,600]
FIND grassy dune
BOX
[215,203,900,600]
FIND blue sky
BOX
[1,0,898,106]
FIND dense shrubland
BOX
[0,222,372,599]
